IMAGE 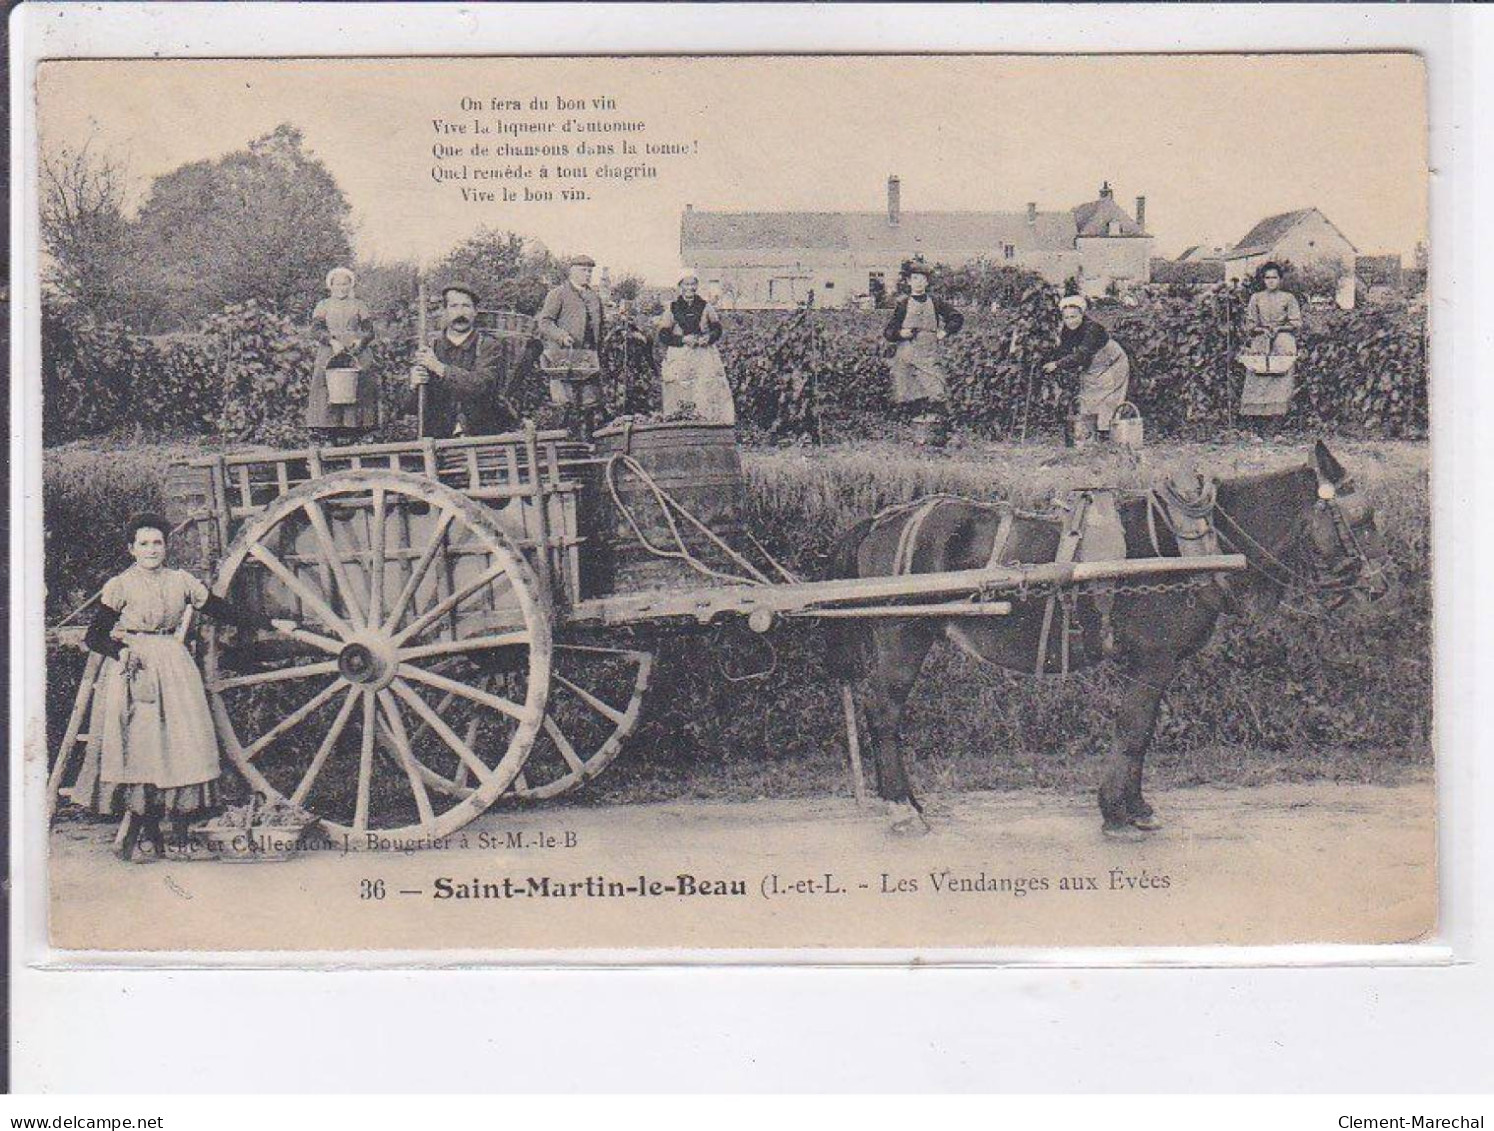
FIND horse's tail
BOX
[822,515,878,683]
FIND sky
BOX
[38,54,1428,283]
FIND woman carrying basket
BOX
[70,515,293,861]
[1238,262,1304,424]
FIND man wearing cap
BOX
[409,281,516,438]
[882,259,964,438]
[538,255,606,435]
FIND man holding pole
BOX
[408,280,517,438]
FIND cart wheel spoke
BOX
[382,508,455,634]
[368,487,386,629]
[291,685,360,806]
[247,542,352,637]
[242,678,345,761]
[398,631,531,664]
[542,716,588,776]
[211,659,340,693]
[391,678,494,788]
[353,689,376,833]
[396,561,516,646]
[398,663,531,723]
[507,646,653,801]
[376,689,436,829]
[553,673,626,727]
[302,496,369,629]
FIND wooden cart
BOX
[51,423,1245,844]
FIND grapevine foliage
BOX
[42,291,1427,445]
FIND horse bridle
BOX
[1211,476,1384,602]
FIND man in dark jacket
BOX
[409,282,517,438]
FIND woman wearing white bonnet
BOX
[1042,293,1131,445]
[307,265,378,442]
[655,273,734,423]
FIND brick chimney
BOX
[1027,201,1037,224]
[1135,195,1146,231]
[887,175,901,226]
[1100,181,1113,200]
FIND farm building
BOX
[1221,208,1358,283]
[681,177,1154,309]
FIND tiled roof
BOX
[1072,196,1146,238]
[682,209,1080,255]
[681,211,850,250]
[1226,209,1317,258]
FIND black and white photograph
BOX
[27,52,1434,953]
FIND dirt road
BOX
[47,778,1435,953]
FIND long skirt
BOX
[661,346,736,423]
[1240,331,1298,417]
[1077,339,1131,429]
[890,332,948,404]
[68,635,223,818]
[307,348,379,431]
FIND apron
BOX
[661,346,736,423]
[890,298,948,404]
[1077,338,1131,429]
[1240,331,1298,417]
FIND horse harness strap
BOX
[1036,493,1089,676]
[891,496,952,578]
[1149,473,1235,601]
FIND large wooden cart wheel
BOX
[405,643,654,801]
[205,470,552,842]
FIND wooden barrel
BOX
[591,421,747,594]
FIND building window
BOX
[769,277,803,303]
[824,280,835,289]
[1003,244,1015,260]
[1107,220,1122,236]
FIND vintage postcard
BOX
[30,53,1432,954]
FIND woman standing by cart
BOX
[657,275,735,423]
[71,515,290,861]
[306,266,379,444]
[1042,294,1131,445]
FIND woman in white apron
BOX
[72,514,292,860]
[883,261,965,427]
[656,275,735,423]
[1238,262,1304,423]
[1042,295,1131,445]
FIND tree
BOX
[130,124,353,330]
[428,228,564,315]
[611,273,643,302]
[937,258,1049,310]
[39,142,149,323]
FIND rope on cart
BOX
[603,453,775,587]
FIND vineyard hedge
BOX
[42,288,1428,447]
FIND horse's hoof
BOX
[1129,813,1163,832]
[1101,823,1150,843]
[889,806,931,837]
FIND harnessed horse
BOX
[825,441,1397,837]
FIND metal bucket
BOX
[1110,402,1144,448]
[325,366,359,406]
[592,420,747,593]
